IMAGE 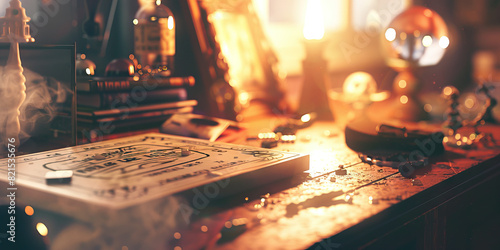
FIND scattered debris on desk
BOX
[368,196,379,205]
[323,130,337,137]
[344,194,353,204]
[335,169,348,175]
[93,153,106,160]
[181,146,190,156]
[411,179,423,186]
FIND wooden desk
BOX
[173,121,500,249]
[1,120,498,250]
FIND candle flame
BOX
[167,16,174,30]
[303,0,325,40]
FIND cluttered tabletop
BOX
[182,117,500,250]
[0,109,499,249]
[1,0,500,249]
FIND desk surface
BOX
[1,119,499,250]
[170,119,500,249]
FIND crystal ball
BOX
[382,6,449,71]
[76,55,96,76]
[105,59,135,77]
[342,71,377,101]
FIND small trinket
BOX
[181,147,190,156]
[335,169,347,175]
[45,170,73,184]
[261,140,278,148]
[411,179,423,186]
[368,196,379,204]
[93,154,106,160]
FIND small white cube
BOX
[45,170,73,184]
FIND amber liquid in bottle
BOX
[134,0,175,76]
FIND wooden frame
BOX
[180,0,287,120]
[0,44,76,154]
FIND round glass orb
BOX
[343,71,377,101]
[382,6,449,71]
[76,54,96,76]
[105,59,135,77]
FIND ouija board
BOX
[0,133,308,210]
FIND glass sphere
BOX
[76,54,96,76]
[105,59,135,77]
[342,71,377,101]
[382,6,449,71]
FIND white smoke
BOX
[19,67,72,143]
[0,65,72,148]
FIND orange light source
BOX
[303,0,325,40]
[400,95,409,104]
[25,206,34,216]
[36,223,48,236]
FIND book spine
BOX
[78,88,187,109]
[80,76,195,93]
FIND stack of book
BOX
[77,76,197,136]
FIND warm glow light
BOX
[422,35,433,47]
[398,80,407,89]
[385,28,396,42]
[400,95,408,104]
[424,9,433,17]
[25,206,34,216]
[343,71,377,97]
[36,223,48,236]
[132,19,138,25]
[400,32,407,40]
[465,98,475,109]
[129,65,135,75]
[150,16,158,22]
[174,232,181,239]
[303,0,325,40]
[156,0,161,6]
[201,225,208,232]
[439,36,450,49]
[239,92,250,105]
[424,104,432,112]
[443,86,453,96]
[167,16,174,30]
[301,113,311,123]
[85,68,91,75]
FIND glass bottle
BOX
[133,0,175,76]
